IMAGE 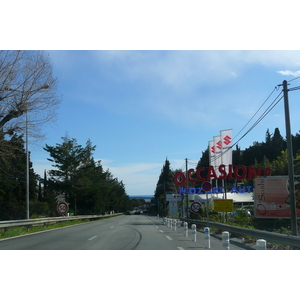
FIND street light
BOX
[1,84,49,219]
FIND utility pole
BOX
[185,158,189,218]
[283,80,298,236]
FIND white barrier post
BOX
[222,231,230,250]
[184,222,188,237]
[256,239,267,250]
[204,227,210,249]
[170,218,173,229]
[177,220,182,233]
[192,224,197,241]
[162,217,165,225]
[173,219,177,231]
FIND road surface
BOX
[0,214,254,250]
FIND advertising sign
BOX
[254,177,300,219]
[214,199,233,212]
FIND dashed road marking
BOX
[166,236,173,241]
[110,226,114,229]
[159,230,164,233]
[177,247,185,250]
[88,236,97,241]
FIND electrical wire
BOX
[184,82,297,166]
[211,90,284,163]
[288,76,300,83]
[232,87,279,142]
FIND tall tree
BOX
[0,50,60,142]
[0,135,37,220]
[44,136,96,215]
[154,158,175,198]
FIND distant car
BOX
[125,211,131,215]
[143,210,148,213]
[134,211,140,215]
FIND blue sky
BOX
[28,50,300,195]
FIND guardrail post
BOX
[256,239,267,250]
[222,231,230,250]
[184,222,188,237]
[204,227,210,249]
[192,224,197,241]
[173,219,177,231]
[177,220,182,233]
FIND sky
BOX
[27,50,300,196]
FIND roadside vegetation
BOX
[0,215,119,240]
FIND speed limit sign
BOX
[57,201,69,215]
[190,202,202,214]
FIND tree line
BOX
[0,135,132,220]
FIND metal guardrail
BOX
[180,218,300,248]
[0,214,122,232]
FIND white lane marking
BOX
[155,226,158,228]
[159,230,164,233]
[110,226,114,229]
[166,236,173,241]
[177,247,185,250]
[88,236,97,241]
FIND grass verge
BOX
[0,215,118,240]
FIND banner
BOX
[213,136,222,177]
[254,176,300,218]
[220,129,233,174]
[208,141,215,168]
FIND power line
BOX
[211,90,284,163]
[232,87,279,142]
[287,76,300,83]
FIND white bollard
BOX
[162,217,165,225]
[170,218,173,229]
[177,220,182,233]
[222,231,230,250]
[192,224,197,241]
[184,222,188,237]
[173,219,177,231]
[204,227,210,249]
[256,239,267,250]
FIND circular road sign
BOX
[57,201,69,215]
[202,181,212,192]
[190,202,202,214]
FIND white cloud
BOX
[277,70,300,76]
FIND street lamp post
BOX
[1,84,49,219]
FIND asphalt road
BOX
[0,214,254,250]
